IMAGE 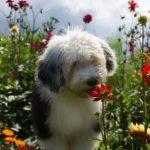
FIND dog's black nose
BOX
[87,78,98,86]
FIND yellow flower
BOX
[129,123,145,137]
[2,129,14,137]
[147,128,150,136]
[15,139,26,148]
[10,25,19,35]
[137,124,145,133]
[147,128,150,144]
[129,123,138,133]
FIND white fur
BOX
[36,28,116,150]
[38,86,102,150]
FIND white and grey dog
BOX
[31,28,117,150]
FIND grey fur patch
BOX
[103,47,114,73]
[38,50,65,93]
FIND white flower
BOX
[18,64,24,72]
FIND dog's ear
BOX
[100,41,117,76]
[38,51,65,93]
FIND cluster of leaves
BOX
[0,1,60,149]
[91,1,150,150]
[102,1,150,149]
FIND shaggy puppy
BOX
[31,28,116,150]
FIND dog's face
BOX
[38,29,116,97]
[64,56,107,97]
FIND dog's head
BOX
[38,28,117,97]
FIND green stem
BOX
[17,11,23,93]
[141,25,148,150]
[132,138,134,150]
[120,35,127,137]
[102,100,108,150]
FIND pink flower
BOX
[128,0,138,12]
[83,14,92,23]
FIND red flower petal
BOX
[89,84,113,101]
[106,85,112,92]
[90,91,99,97]
[94,84,106,92]
[142,64,150,78]
[143,64,150,71]
[107,94,113,100]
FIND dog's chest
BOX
[49,96,99,136]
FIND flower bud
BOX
[138,15,148,26]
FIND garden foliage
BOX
[0,0,150,149]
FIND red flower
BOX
[6,0,13,5]
[31,40,48,52]
[6,0,13,6]
[40,39,47,48]
[83,14,92,23]
[45,33,54,41]
[89,84,113,101]
[141,64,150,86]
[129,35,135,53]
[6,0,19,11]
[141,64,150,78]
[19,0,29,9]
[31,41,39,48]
[35,40,47,52]
[128,0,138,12]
